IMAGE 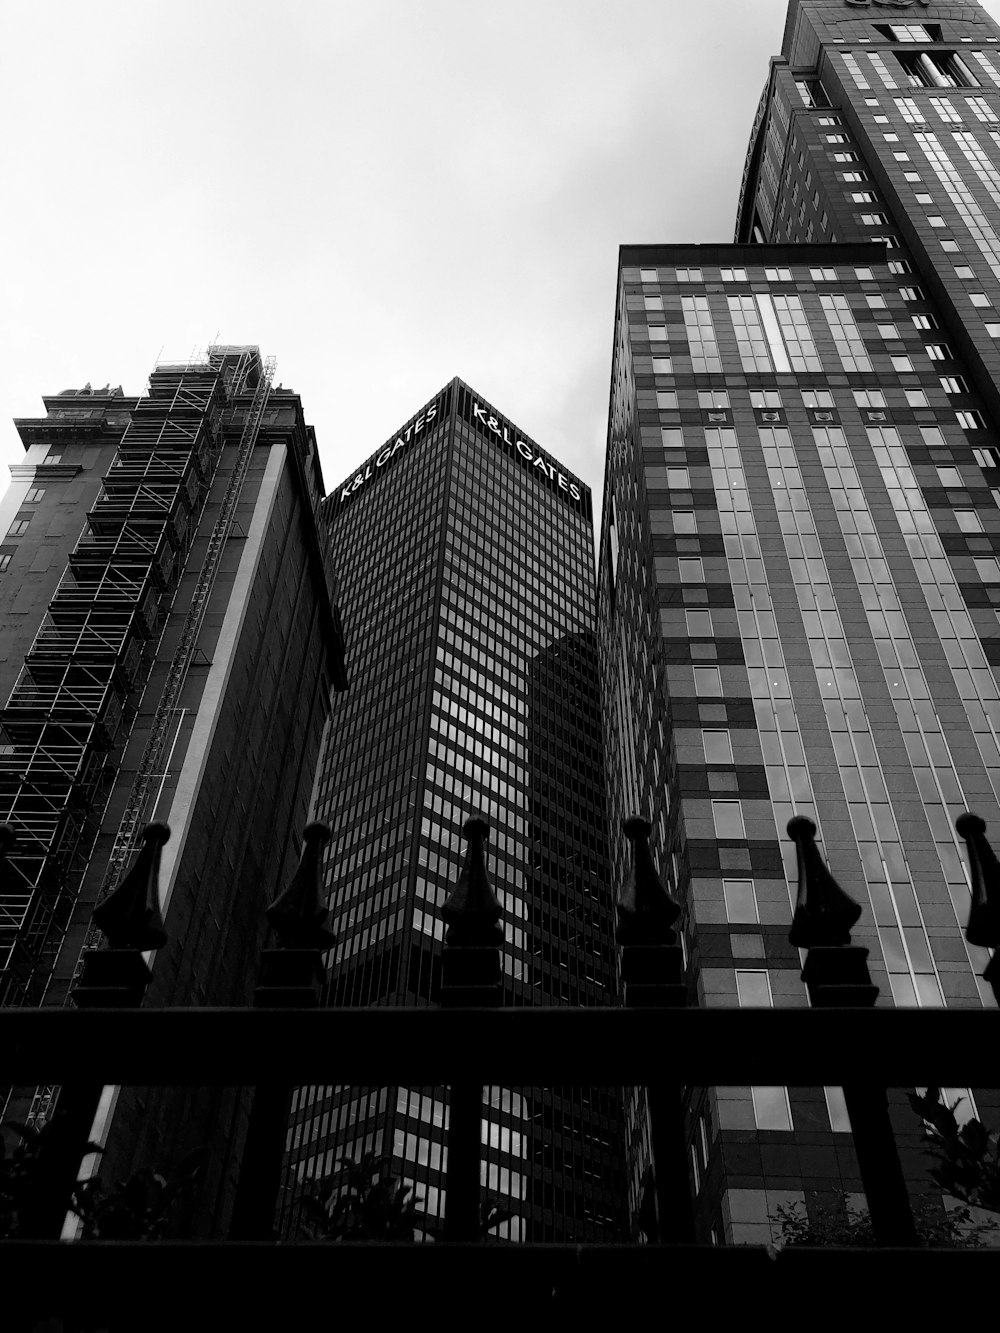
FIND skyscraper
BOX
[597,0,1000,1247]
[0,348,344,1231]
[283,378,628,1242]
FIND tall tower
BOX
[597,0,1000,1247]
[0,349,344,1232]
[284,379,628,1242]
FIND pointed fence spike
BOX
[787,816,861,948]
[266,822,336,950]
[93,823,170,950]
[955,812,1000,949]
[441,815,503,946]
[616,815,681,946]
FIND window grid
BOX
[760,424,952,1007]
[819,294,873,371]
[915,130,1000,281]
[681,296,723,373]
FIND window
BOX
[860,213,888,225]
[45,452,62,464]
[899,286,923,300]
[644,295,664,312]
[888,259,911,274]
[940,376,968,394]
[656,389,678,409]
[679,557,704,583]
[865,294,888,309]
[698,390,730,408]
[713,801,746,839]
[686,608,712,634]
[875,23,941,43]
[854,389,887,408]
[723,879,758,923]
[941,240,961,253]
[824,1087,852,1133]
[926,215,947,228]
[825,133,848,143]
[7,520,29,537]
[736,971,772,1007]
[666,467,690,488]
[956,510,984,533]
[639,267,658,283]
[986,324,1000,340]
[803,389,836,407]
[764,267,792,281]
[720,268,747,281]
[975,557,1000,581]
[877,323,900,339]
[974,446,1000,468]
[957,409,986,429]
[703,730,734,764]
[693,666,723,696]
[841,171,867,182]
[652,356,673,374]
[905,389,928,407]
[674,511,698,535]
[936,466,963,486]
[926,344,951,361]
[891,355,914,371]
[0,554,11,572]
[750,390,782,408]
[661,427,684,449]
[971,294,994,310]
[676,267,702,282]
[855,266,875,280]
[647,325,668,341]
[810,266,839,279]
[955,266,976,279]
[24,488,45,502]
[968,96,998,122]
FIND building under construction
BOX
[0,347,345,1230]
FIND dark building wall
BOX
[284,378,628,1243]
[1,356,342,1238]
[598,239,1000,1245]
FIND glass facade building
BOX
[283,378,628,1242]
[597,0,1000,1248]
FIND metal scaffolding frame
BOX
[0,347,270,1012]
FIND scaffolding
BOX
[0,347,269,1011]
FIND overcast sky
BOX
[4,0,1000,538]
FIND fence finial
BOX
[955,813,1000,950]
[266,822,336,950]
[787,816,861,948]
[93,823,170,950]
[616,816,681,946]
[441,816,503,947]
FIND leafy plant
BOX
[908,1087,1000,1216]
[296,1152,514,1241]
[773,1189,997,1249]
[1,1118,101,1239]
[68,1149,204,1239]
[297,1152,420,1241]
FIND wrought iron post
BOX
[440,816,503,1242]
[20,823,169,1238]
[230,822,334,1240]
[616,816,695,1244]
[788,816,918,1247]
[955,812,1000,1005]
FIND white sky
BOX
[4,0,1000,533]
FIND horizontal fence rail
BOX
[3,1006,996,1086]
